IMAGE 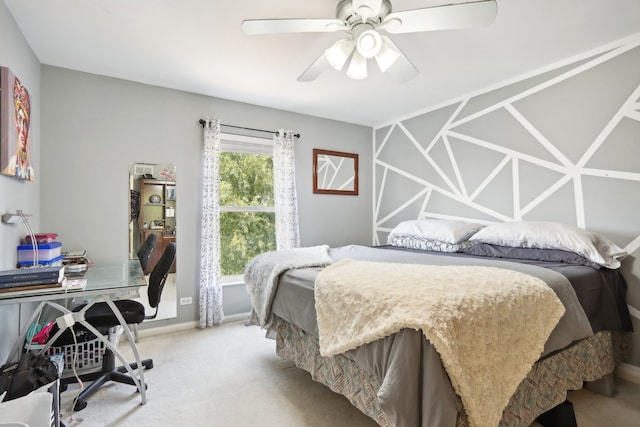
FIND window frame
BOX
[219,133,274,285]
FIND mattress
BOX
[272,245,631,338]
[262,245,632,427]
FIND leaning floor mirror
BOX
[128,162,177,321]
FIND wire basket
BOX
[26,326,123,378]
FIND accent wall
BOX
[373,33,640,368]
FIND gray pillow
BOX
[463,243,603,269]
[468,221,625,268]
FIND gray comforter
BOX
[267,245,594,427]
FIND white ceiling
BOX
[4,0,640,127]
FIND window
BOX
[219,134,276,283]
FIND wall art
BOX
[0,66,34,181]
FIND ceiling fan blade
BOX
[297,54,332,82]
[382,0,497,34]
[242,18,347,35]
[380,36,418,83]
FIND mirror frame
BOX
[312,148,359,196]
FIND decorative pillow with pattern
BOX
[388,236,475,253]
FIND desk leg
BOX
[7,300,48,363]
[4,293,148,407]
[102,294,147,405]
[75,294,147,405]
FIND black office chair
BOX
[137,233,157,272]
[61,242,176,410]
[131,240,175,341]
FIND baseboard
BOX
[224,312,252,323]
[137,320,199,339]
[133,312,252,340]
[615,362,640,385]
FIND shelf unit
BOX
[138,178,176,274]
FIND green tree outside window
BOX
[220,152,276,276]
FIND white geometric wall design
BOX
[374,37,640,249]
[373,34,640,351]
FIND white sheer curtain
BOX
[199,118,224,327]
[273,130,300,250]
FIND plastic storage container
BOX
[17,242,62,264]
[24,233,58,244]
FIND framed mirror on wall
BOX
[313,148,359,195]
[129,162,177,321]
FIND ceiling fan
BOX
[241,0,498,82]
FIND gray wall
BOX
[0,2,41,363]
[373,35,640,367]
[39,66,372,327]
[0,4,40,269]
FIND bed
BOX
[244,220,633,427]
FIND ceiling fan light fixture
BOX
[374,39,400,72]
[356,29,382,59]
[325,38,355,70]
[346,51,367,80]
[246,0,500,82]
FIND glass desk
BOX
[0,260,148,406]
[0,260,145,304]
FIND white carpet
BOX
[59,320,640,427]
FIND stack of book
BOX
[0,266,65,293]
[62,250,90,276]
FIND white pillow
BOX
[387,219,485,245]
[469,221,626,269]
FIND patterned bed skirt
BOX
[271,315,630,427]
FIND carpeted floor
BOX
[59,320,640,427]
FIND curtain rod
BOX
[198,119,300,138]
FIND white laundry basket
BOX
[0,388,52,427]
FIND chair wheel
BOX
[143,360,153,369]
[74,399,88,411]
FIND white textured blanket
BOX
[244,245,332,327]
[315,259,565,427]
